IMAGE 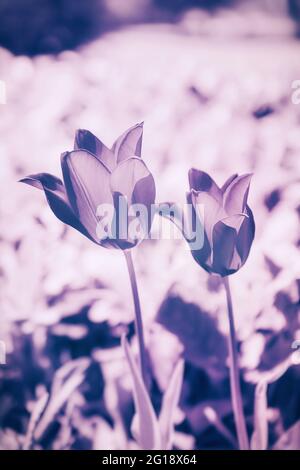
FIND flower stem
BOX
[223,276,249,450]
[124,250,147,385]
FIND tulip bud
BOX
[187,169,255,276]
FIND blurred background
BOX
[0,0,299,450]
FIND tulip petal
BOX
[188,169,222,203]
[236,205,255,264]
[219,214,249,272]
[187,192,212,272]
[222,214,247,232]
[110,158,155,243]
[74,129,115,171]
[212,220,239,276]
[20,173,66,195]
[110,157,155,207]
[61,150,112,241]
[221,173,238,193]
[113,122,144,163]
[20,173,93,242]
[109,192,138,250]
[191,190,226,245]
[223,173,252,215]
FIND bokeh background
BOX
[0,0,300,450]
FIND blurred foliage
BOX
[0,8,299,449]
[0,0,105,55]
[155,0,232,13]
[0,0,299,55]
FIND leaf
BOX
[251,381,268,450]
[113,122,144,163]
[122,336,161,450]
[249,354,299,451]
[23,393,49,450]
[159,359,184,450]
[51,358,88,395]
[34,358,89,440]
[273,421,300,450]
[157,295,227,373]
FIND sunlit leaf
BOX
[23,393,49,450]
[122,336,161,450]
[159,359,184,450]
[273,421,300,450]
[34,358,89,440]
[250,381,268,450]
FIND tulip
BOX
[20,123,155,250]
[20,123,155,385]
[188,169,255,277]
[187,168,255,450]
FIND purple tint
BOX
[187,171,255,276]
[1,1,299,452]
[21,125,156,249]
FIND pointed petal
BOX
[221,173,238,193]
[122,336,161,450]
[223,173,252,215]
[74,129,115,171]
[61,150,112,242]
[113,122,144,163]
[236,205,255,265]
[159,360,184,450]
[251,381,268,450]
[220,214,249,271]
[188,169,222,202]
[212,220,239,276]
[20,173,66,195]
[20,173,93,242]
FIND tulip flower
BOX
[20,123,155,385]
[188,169,255,277]
[20,123,155,250]
[186,169,255,450]
[162,168,255,450]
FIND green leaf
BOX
[273,421,300,450]
[23,392,49,450]
[251,381,268,450]
[34,358,89,440]
[122,336,161,450]
[159,359,184,450]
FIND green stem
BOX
[124,250,147,385]
[223,276,249,450]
